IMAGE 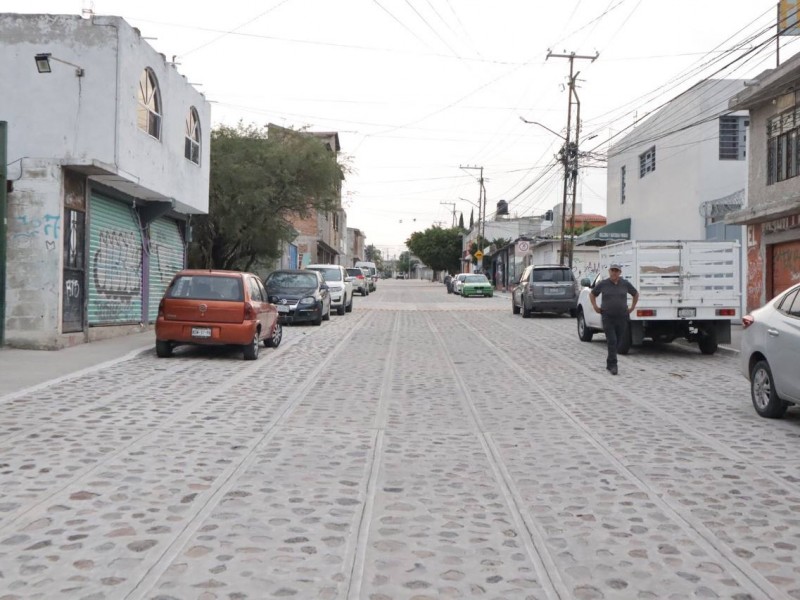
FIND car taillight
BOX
[716,308,736,316]
[357,275,364,279]
[244,302,256,320]
[157,298,165,318]
[637,309,657,317]
[742,314,754,329]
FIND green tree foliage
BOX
[458,212,464,230]
[469,209,474,229]
[189,123,343,271]
[397,250,417,275]
[406,226,462,273]
[364,245,384,272]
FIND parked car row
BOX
[154,264,361,361]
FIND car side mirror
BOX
[581,277,592,288]
[320,283,328,291]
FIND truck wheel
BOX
[512,298,520,314]
[751,360,789,418]
[577,310,593,342]
[698,329,718,355]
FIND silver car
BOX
[741,282,800,418]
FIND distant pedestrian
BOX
[589,262,639,375]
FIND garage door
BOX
[772,239,800,296]
[148,217,185,322]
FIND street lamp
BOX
[34,53,85,77]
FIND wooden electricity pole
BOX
[546,50,598,267]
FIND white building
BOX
[1,13,210,349]
[605,79,748,242]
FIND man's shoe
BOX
[608,365,618,375]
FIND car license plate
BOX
[191,327,211,338]
[544,287,561,295]
[678,307,696,318]
[277,305,290,313]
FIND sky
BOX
[7,0,796,257]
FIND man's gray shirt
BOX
[591,277,638,317]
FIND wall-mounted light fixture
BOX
[34,53,84,77]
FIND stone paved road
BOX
[1,280,799,600]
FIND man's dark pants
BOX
[601,313,629,368]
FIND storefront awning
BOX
[575,218,631,246]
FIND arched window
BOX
[137,68,161,139]
[185,107,201,164]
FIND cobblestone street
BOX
[1,279,799,600]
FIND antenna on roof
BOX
[81,1,95,18]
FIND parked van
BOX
[355,261,378,292]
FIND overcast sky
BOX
[8,0,794,256]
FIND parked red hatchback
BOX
[155,270,282,360]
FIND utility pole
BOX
[546,50,598,268]
[439,202,456,227]
[459,165,486,269]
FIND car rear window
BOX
[307,267,342,281]
[346,268,363,277]
[532,268,573,282]
[266,272,318,288]
[167,275,243,301]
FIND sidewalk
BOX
[0,331,154,399]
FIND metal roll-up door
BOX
[88,194,143,325]
[771,239,800,297]
[148,217,185,322]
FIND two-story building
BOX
[346,227,367,267]
[726,53,800,311]
[1,13,210,349]
[267,127,346,267]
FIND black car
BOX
[264,269,331,326]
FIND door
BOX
[88,194,143,325]
[585,273,604,329]
[771,239,800,298]
[62,209,85,333]
[514,267,530,307]
[148,217,185,323]
[770,288,800,401]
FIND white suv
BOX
[305,264,353,315]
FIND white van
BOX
[355,261,378,292]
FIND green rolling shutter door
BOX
[148,218,185,322]
[88,194,143,325]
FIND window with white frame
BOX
[639,146,656,178]
[719,116,748,160]
[620,165,626,204]
[185,107,201,164]
[137,68,161,139]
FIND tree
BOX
[469,209,474,230]
[458,212,464,230]
[397,250,417,276]
[364,245,384,272]
[189,123,343,271]
[406,226,463,274]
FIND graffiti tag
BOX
[93,230,142,300]
[11,214,61,240]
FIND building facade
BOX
[727,53,800,310]
[1,14,210,349]
[606,79,749,242]
[346,227,367,267]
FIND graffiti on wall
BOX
[773,244,800,286]
[746,224,763,312]
[92,230,142,300]
[10,214,60,242]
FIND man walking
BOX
[589,262,639,375]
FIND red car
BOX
[155,270,282,360]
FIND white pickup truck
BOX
[576,240,741,355]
